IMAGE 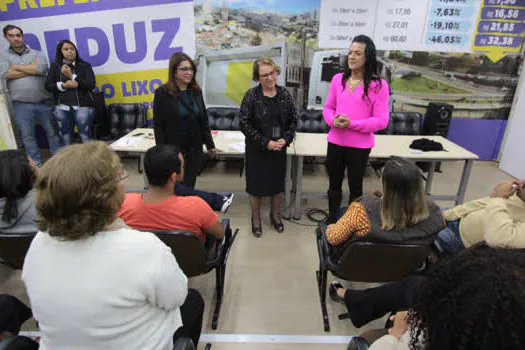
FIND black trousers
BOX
[326,142,371,221]
[174,183,225,211]
[173,289,205,346]
[182,151,204,188]
[343,276,427,328]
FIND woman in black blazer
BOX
[153,52,217,188]
[45,40,96,146]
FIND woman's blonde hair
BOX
[380,156,429,230]
[252,57,281,82]
[34,142,123,240]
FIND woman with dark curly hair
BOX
[366,246,525,350]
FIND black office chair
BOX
[347,336,370,350]
[107,103,149,173]
[206,107,244,177]
[0,336,39,350]
[0,232,36,269]
[371,112,423,176]
[152,219,239,330]
[316,222,431,332]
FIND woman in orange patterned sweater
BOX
[326,157,445,310]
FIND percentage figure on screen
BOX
[429,35,462,44]
[435,8,462,17]
[431,21,461,30]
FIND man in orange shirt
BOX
[118,144,224,244]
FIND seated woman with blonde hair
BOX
[326,157,444,302]
[22,141,204,350]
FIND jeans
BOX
[54,106,95,145]
[174,183,225,211]
[11,101,60,164]
[436,220,465,255]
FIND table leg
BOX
[140,154,148,190]
[293,156,304,220]
[425,161,436,195]
[456,159,473,205]
[284,154,293,219]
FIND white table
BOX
[110,129,295,198]
[111,130,479,220]
[285,134,479,219]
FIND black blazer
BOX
[153,85,215,153]
[45,60,96,107]
[239,84,297,150]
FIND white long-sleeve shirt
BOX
[22,228,188,350]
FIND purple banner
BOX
[475,34,524,48]
[0,0,191,21]
[481,7,525,21]
[478,21,525,35]
[484,0,525,6]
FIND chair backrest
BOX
[0,336,39,350]
[207,107,240,131]
[0,233,35,269]
[379,112,422,135]
[296,109,329,133]
[152,231,207,278]
[335,241,430,283]
[108,103,147,139]
[92,91,110,139]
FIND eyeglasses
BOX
[260,71,276,79]
[178,67,194,72]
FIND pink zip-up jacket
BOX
[323,73,390,149]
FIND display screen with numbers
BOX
[318,0,524,58]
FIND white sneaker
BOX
[221,193,235,213]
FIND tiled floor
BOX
[0,158,516,349]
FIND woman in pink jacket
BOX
[323,35,390,223]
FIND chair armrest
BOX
[221,218,232,240]
[347,336,370,350]
[173,337,195,350]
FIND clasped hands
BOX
[61,64,78,89]
[333,114,351,129]
[491,180,525,200]
[267,138,286,151]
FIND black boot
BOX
[327,189,342,224]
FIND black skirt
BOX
[245,141,286,197]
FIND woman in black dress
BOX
[240,57,297,237]
[153,52,217,188]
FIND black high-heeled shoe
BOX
[251,218,262,238]
[270,213,284,233]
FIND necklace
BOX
[347,77,363,93]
